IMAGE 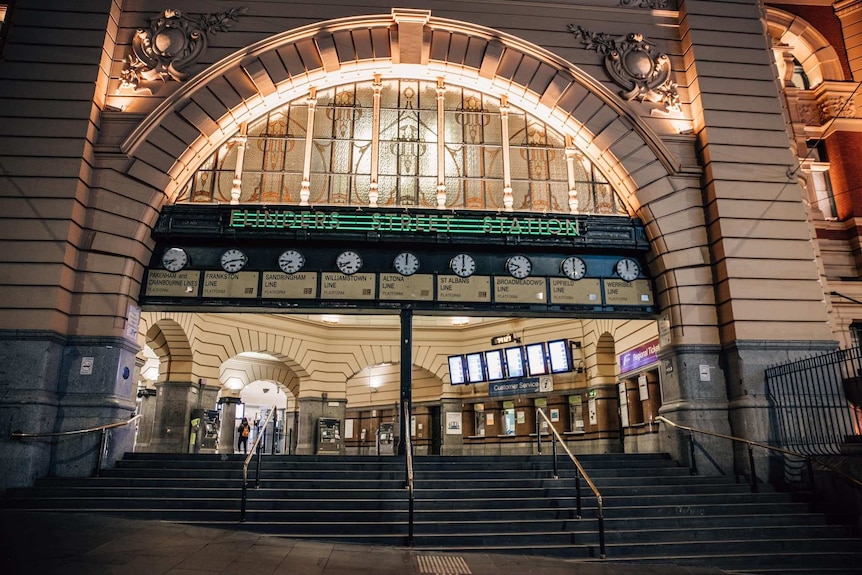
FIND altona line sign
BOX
[229,209,580,238]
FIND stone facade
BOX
[0,0,860,489]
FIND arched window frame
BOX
[176,79,629,216]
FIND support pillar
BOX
[295,395,345,455]
[218,396,241,454]
[440,398,464,455]
[398,307,413,456]
[0,334,138,488]
[134,388,157,450]
[657,345,730,474]
[149,380,219,453]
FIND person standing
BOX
[237,417,251,454]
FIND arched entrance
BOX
[121,9,693,461]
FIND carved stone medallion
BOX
[121,7,246,92]
[568,25,679,112]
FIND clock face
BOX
[615,258,640,282]
[336,250,363,275]
[278,249,305,274]
[161,247,188,272]
[506,255,532,279]
[449,253,476,278]
[220,248,247,273]
[393,252,420,276]
[561,256,586,280]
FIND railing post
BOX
[575,473,582,518]
[551,436,558,479]
[254,439,263,489]
[536,410,542,454]
[597,503,606,559]
[95,428,108,477]
[747,443,758,493]
[688,430,698,475]
[240,479,248,522]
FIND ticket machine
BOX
[377,422,395,455]
[316,418,341,454]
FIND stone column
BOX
[440,398,464,455]
[295,395,346,455]
[1,335,140,488]
[148,380,219,453]
[134,388,158,450]
[675,0,835,479]
[218,396,240,454]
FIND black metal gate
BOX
[765,347,862,456]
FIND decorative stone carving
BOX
[820,96,857,120]
[567,25,680,112]
[121,7,246,91]
[619,0,670,8]
[794,82,862,127]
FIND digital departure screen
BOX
[485,349,506,381]
[465,352,486,383]
[526,342,548,376]
[505,346,525,378]
[548,339,571,373]
[448,355,467,385]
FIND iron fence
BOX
[765,347,862,456]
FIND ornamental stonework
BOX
[794,83,862,126]
[121,7,246,92]
[619,0,671,8]
[567,25,679,112]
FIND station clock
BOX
[220,248,247,273]
[161,247,188,272]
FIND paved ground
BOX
[0,510,728,575]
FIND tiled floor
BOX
[0,510,727,575]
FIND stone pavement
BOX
[0,510,728,575]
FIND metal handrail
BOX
[240,405,277,522]
[11,414,142,477]
[535,408,605,559]
[403,403,415,546]
[656,416,862,492]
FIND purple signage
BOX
[619,338,660,374]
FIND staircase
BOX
[2,452,861,573]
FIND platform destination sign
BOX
[202,271,259,298]
[549,278,602,305]
[378,273,434,301]
[603,279,653,306]
[436,276,491,302]
[261,272,318,299]
[229,208,579,239]
[321,273,376,299]
[494,277,547,303]
[145,270,200,297]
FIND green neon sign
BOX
[229,209,580,237]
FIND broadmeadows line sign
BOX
[229,208,580,238]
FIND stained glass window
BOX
[176,79,628,216]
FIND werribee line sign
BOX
[229,209,580,238]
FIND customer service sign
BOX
[489,376,554,397]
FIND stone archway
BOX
[119,9,678,214]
